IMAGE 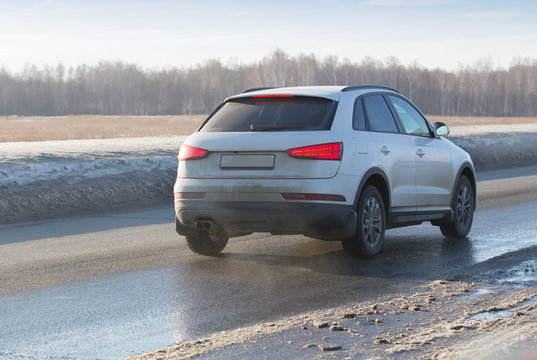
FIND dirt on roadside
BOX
[128,281,537,360]
[128,247,537,360]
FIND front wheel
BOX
[342,185,386,258]
[185,231,229,256]
[440,175,474,238]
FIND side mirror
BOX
[434,122,450,137]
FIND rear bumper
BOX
[175,200,357,240]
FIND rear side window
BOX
[363,95,399,133]
[353,98,366,130]
[199,96,336,132]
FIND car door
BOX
[386,95,453,210]
[362,94,417,213]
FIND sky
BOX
[0,0,536,72]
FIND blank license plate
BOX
[220,154,275,169]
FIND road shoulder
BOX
[128,279,537,360]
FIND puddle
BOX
[495,259,537,287]
[469,296,537,322]
[471,308,511,321]
[461,287,494,301]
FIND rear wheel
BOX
[440,175,474,238]
[342,185,386,258]
[185,231,229,256]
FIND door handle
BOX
[380,145,391,155]
[416,149,426,157]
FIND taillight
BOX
[178,144,208,161]
[287,142,343,160]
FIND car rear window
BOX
[199,96,337,132]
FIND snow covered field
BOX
[1,126,537,224]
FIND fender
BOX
[452,161,477,208]
[352,167,391,211]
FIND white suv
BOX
[174,85,476,257]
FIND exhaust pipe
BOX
[195,220,217,231]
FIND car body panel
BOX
[178,131,343,179]
[175,200,356,240]
[174,174,360,205]
[413,135,453,209]
[369,131,417,212]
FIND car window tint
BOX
[200,96,336,132]
[363,95,399,133]
[388,96,431,137]
[353,98,366,130]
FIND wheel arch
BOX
[353,167,391,215]
[453,162,477,208]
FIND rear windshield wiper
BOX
[250,124,306,132]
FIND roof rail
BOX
[241,87,278,94]
[341,85,399,93]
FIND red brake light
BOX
[178,144,208,161]
[252,95,294,98]
[287,142,343,160]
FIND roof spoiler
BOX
[342,85,399,93]
[241,87,279,94]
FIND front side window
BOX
[388,96,431,137]
[363,95,399,133]
[199,96,336,132]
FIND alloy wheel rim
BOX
[456,185,472,226]
[362,197,382,246]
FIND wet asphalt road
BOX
[1,166,537,359]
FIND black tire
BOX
[342,185,386,258]
[185,230,229,256]
[440,175,474,238]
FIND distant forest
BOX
[1,50,536,117]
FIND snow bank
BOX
[450,132,537,170]
[1,129,536,224]
[0,136,185,224]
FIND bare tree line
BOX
[1,50,536,117]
